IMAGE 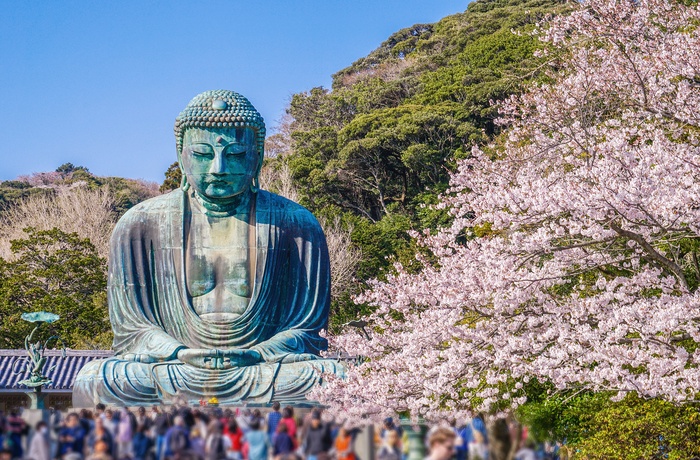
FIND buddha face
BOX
[181,127,259,200]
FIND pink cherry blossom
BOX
[311,0,700,422]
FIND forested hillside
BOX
[263,0,566,328]
[0,0,565,342]
[0,164,159,348]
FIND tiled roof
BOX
[0,349,113,391]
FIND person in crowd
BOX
[277,454,303,460]
[177,407,195,431]
[58,413,87,459]
[377,428,402,460]
[272,422,294,459]
[88,418,115,458]
[242,419,270,460]
[223,417,243,460]
[79,410,95,438]
[103,410,118,440]
[136,407,153,434]
[301,411,331,460]
[164,416,190,460]
[132,424,154,460]
[455,421,470,460]
[204,420,230,460]
[235,410,251,435]
[95,404,107,420]
[381,418,402,440]
[280,407,297,448]
[87,440,114,460]
[514,439,537,460]
[192,411,209,442]
[189,427,206,458]
[467,431,487,460]
[333,425,356,460]
[250,410,263,430]
[5,410,26,459]
[426,427,457,460]
[117,407,135,459]
[266,402,282,440]
[26,421,51,460]
[152,406,171,460]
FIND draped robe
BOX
[73,189,343,407]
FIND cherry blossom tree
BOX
[312,0,700,421]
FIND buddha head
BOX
[174,90,266,200]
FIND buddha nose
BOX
[210,151,227,175]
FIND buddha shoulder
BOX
[110,190,186,239]
[262,190,324,233]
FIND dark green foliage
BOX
[160,161,182,193]
[274,0,566,330]
[55,162,89,174]
[0,181,53,209]
[0,228,111,349]
[518,391,700,459]
[0,164,159,216]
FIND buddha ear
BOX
[250,129,264,194]
[176,148,190,192]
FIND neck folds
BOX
[192,189,254,217]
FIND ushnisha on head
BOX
[174,90,266,200]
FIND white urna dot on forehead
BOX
[216,136,225,145]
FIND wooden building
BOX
[0,349,113,413]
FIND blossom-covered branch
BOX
[312,0,700,422]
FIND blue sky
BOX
[0,1,467,183]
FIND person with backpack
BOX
[204,420,230,460]
[164,416,190,459]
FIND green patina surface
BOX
[17,311,65,409]
[73,91,343,407]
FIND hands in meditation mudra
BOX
[73,90,344,407]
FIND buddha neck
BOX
[191,189,255,217]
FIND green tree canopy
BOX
[0,227,111,349]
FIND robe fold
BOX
[73,189,343,407]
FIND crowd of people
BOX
[0,405,561,460]
[0,402,358,460]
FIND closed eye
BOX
[224,143,248,155]
[191,143,214,156]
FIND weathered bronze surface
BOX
[16,312,65,409]
[73,90,343,407]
